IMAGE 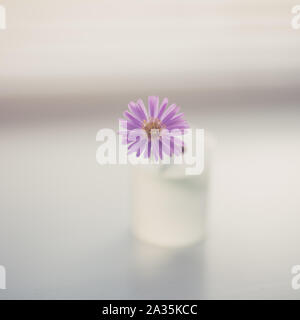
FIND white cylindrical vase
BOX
[131,154,209,248]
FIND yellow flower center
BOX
[142,118,165,139]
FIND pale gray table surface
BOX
[0,103,300,300]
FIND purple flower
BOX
[119,96,190,160]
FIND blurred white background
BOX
[0,0,300,299]
[1,0,300,96]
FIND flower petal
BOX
[164,112,184,126]
[160,137,172,157]
[128,128,147,140]
[160,104,177,122]
[168,137,183,156]
[143,140,151,158]
[167,122,190,130]
[128,102,145,122]
[123,111,143,128]
[148,96,159,118]
[127,102,136,114]
[161,133,184,147]
[119,119,137,130]
[159,139,163,159]
[128,138,147,155]
[162,106,180,125]
[137,99,148,120]
[157,98,168,120]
